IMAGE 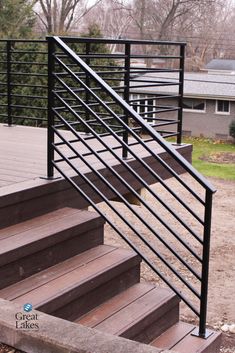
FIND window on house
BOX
[146,99,154,122]
[131,94,138,112]
[183,98,206,112]
[216,100,230,114]
[130,94,155,123]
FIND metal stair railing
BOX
[54,35,186,146]
[47,36,216,339]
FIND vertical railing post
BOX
[198,189,213,338]
[177,44,185,145]
[85,42,90,134]
[47,37,55,179]
[6,40,12,126]
[122,43,131,159]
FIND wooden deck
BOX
[0,123,192,229]
[0,124,47,187]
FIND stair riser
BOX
[0,185,83,229]
[132,303,180,344]
[52,265,141,321]
[36,261,141,315]
[0,226,104,289]
[201,336,222,353]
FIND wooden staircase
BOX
[0,207,221,353]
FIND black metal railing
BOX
[47,35,216,338]
[59,36,185,145]
[0,39,48,126]
[1,37,184,144]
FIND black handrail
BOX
[59,36,187,46]
[47,35,216,338]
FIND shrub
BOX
[229,120,235,140]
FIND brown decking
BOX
[0,124,191,187]
[0,123,192,228]
[0,124,47,187]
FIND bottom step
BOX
[75,282,180,344]
[151,321,221,353]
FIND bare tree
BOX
[123,0,232,69]
[126,0,224,40]
[179,0,233,70]
[35,0,103,34]
[84,0,132,52]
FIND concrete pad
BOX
[0,299,174,353]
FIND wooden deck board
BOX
[0,124,183,187]
[0,125,47,187]
[0,123,192,228]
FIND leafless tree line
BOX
[34,0,235,70]
[34,0,102,33]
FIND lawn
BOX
[182,137,235,181]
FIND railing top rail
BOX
[56,36,187,47]
[0,39,46,43]
[0,37,186,46]
[51,35,216,194]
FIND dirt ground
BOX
[0,176,234,353]
[0,345,22,353]
[102,175,235,352]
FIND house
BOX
[130,71,235,140]
[205,58,235,74]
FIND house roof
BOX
[130,72,235,100]
[205,59,235,71]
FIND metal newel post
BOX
[123,43,131,159]
[47,37,55,179]
[6,40,12,126]
[177,44,185,145]
[199,189,213,338]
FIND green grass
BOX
[182,137,235,181]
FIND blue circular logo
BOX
[23,303,33,312]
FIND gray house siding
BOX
[182,100,235,139]
[130,95,234,140]
[130,71,235,140]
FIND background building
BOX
[130,69,235,140]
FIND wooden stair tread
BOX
[0,245,140,313]
[151,322,221,353]
[76,283,156,326]
[0,245,113,299]
[0,207,80,240]
[76,283,179,338]
[0,207,104,266]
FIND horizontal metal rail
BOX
[59,36,187,46]
[1,37,186,138]
[0,39,48,126]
